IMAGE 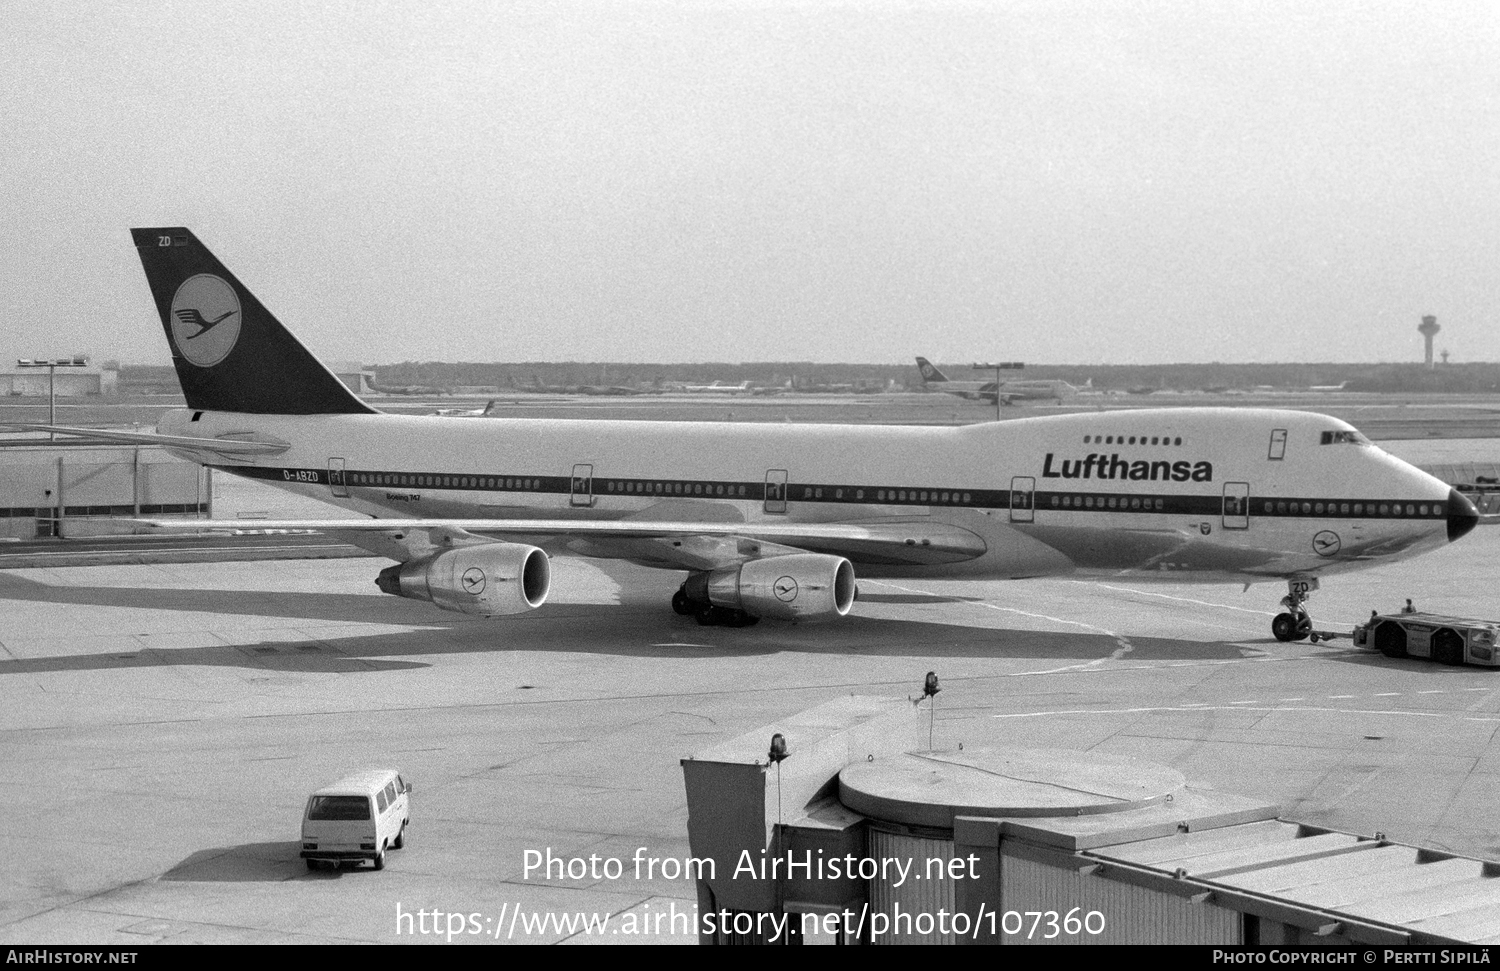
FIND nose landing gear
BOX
[1272,577,1317,642]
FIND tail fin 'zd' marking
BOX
[131,228,376,415]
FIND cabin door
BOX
[1009,476,1035,523]
[329,458,349,498]
[570,464,594,507]
[764,470,788,514]
[1223,481,1250,530]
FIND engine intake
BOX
[688,553,856,622]
[375,543,550,616]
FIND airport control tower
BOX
[1419,315,1440,368]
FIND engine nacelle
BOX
[375,543,550,616]
[690,553,856,622]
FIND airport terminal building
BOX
[0,439,208,539]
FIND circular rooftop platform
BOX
[839,747,1185,830]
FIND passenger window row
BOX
[1050,494,1166,511]
[351,472,543,490]
[606,481,749,497]
[1263,501,1440,517]
[1082,435,1183,446]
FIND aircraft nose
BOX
[1448,487,1479,543]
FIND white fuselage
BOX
[161,406,1459,584]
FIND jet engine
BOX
[375,543,550,616]
[687,553,856,621]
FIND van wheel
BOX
[373,845,386,871]
[393,824,406,850]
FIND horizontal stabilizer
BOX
[0,423,289,455]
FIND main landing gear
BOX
[1271,578,1316,642]
[672,583,760,628]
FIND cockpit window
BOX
[1320,430,1371,446]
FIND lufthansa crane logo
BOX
[774,576,799,602]
[461,567,487,595]
[1313,531,1341,557]
[169,274,241,367]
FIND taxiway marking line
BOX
[993,683,1498,722]
[1074,580,1386,630]
[1079,581,1269,614]
[995,705,1493,722]
[864,579,1136,674]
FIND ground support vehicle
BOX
[1345,610,1500,666]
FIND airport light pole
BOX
[17,357,89,440]
[973,361,1024,421]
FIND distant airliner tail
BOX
[914,356,949,384]
[131,228,375,415]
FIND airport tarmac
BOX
[3,431,1500,944]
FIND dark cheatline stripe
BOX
[208,465,1450,523]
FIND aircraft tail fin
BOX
[131,228,375,415]
[914,356,948,384]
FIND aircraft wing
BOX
[0,423,290,456]
[124,516,989,570]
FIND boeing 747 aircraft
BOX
[18,229,1478,642]
[915,357,1082,404]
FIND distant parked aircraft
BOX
[915,357,1083,404]
[435,400,496,417]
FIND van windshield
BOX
[308,795,372,821]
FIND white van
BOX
[300,770,411,870]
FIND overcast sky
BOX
[4,2,1498,367]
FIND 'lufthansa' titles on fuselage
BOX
[1042,452,1213,482]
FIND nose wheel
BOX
[1272,579,1315,642]
[1272,609,1312,642]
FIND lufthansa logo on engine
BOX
[461,567,487,595]
[774,576,798,602]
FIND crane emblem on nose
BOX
[1313,531,1341,557]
